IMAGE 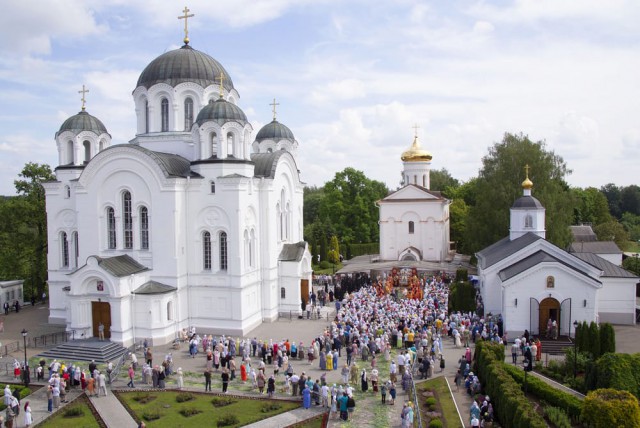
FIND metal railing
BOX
[409,355,424,428]
[0,330,74,357]
[277,310,332,322]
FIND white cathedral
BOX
[44,27,312,346]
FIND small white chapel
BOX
[43,11,312,346]
[477,169,637,339]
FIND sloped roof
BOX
[252,151,286,178]
[133,281,177,295]
[570,225,597,242]
[569,241,621,254]
[379,184,443,203]
[573,252,638,278]
[94,255,149,277]
[498,250,599,283]
[278,242,307,262]
[97,144,200,178]
[477,233,544,269]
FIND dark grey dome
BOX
[56,111,108,137]
[195,98,247,126]
[512,195,543,209]
[136,45,234,91]
[255,119,295,141]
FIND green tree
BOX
[571,187,612,226]
[465,133,574,253]
[589,321,601,359]
[600,183,622,219]
[620,185,640,216]
[4,163,55,299]
[429,168,460,197]
[319,167,388,244]
[449,198,469,254]
[599,323,616,355]
[303,186,324,225]
[593,220,629,246]
[327,235,340,264]
[620,212,640,242]
[622,256,640,276]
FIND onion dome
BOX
[136,44,234,91]
[56,111,108,138]
[401,135,432,162]
[255,119,295,141]
[195,98,247,126]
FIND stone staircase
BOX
[537,336,574,355]
[36,339,128,363]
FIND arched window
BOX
[161,98,169,132]
[210,181,216,194]
[285,202,291,240]
[144,100,149,133]
[83,140,91,163]
[408,221,415,234]
[413,175,417,184]
[123,191,133,249]
[244,230,250,269]
[280,287,286,299]
[167,301,173,321]
[203,232,211,270]
[250,229,255,268]
[99,140,105,151]
[140,206,149,250]
[67,140,74,164]
[524,214,533,228]
[107,207,116,249]
[64,185,71,199]
[267,148,273,153]
[422,175,426,187]
[276,203,282,240]
[72,231,79,268]
[184,98,194,130]
[210,132,217,158]
[61,232,69,267]
[227,133,234,157]
[219,231,228,271]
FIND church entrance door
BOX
[92,301,111,339]
[300,279,309,305]
[539,297,560,338]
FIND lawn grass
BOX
[117,390,300,427]
[417,377,463,428]
[37,395,103,428]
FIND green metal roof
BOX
[56,111,108,137]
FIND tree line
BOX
[304,133,640,274]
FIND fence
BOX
[0,330,74,358]
[277,310,332,322]
[409,356,424,428]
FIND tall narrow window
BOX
[73,231,79,268]
[408,221,415,234]
[61,232,69,267]
[220,231,228,271]
[140,206,149,250]
[161,98,169,132]
[83,140,91,163]
[525,214,533,228]
[123,191,133,249]
[167,301,173,321]
[276,203,282,240]
[210,132,217,157]
[210,181,215,194]
[107,207,116,249]
[422,175,426,187]
[184,98,194,130]
[144,100,149,133]
[67,141,74,164]
[64,185,71,199]
[281,287,286,299]
[227,133,234,157]
[203,232,211,270]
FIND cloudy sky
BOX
[0,0,638,195]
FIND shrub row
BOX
[587,353,640,399]
[474,341,546,428]
[502,363,582,420]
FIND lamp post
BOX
[573,320,579,379]
[21,329,29,387]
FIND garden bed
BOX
[416,377,463,428]
[116,390,301,427]
[35,394,105,427]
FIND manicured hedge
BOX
[592,353,640,399]
[581,389,640,428]
[474,341,546,428]
[502,363,583,420]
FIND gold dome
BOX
[522,164,533,189]
[401,135,432,162]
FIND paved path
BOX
[88,392,137,428]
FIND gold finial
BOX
[270,98,280,121]
[78,84,89,111]
[217,71,225,98]
[178,6,195,45]
[412,123,420,138]
[522,164,533,189]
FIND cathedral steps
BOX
[35,339,128,363]
[537,336,574,355]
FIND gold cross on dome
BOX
[270,98,280,120]
[412,123,420,137]
[178,6,195,45]
[78,84,89,111]
[524,164,530,178]
[217,71,225,98]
